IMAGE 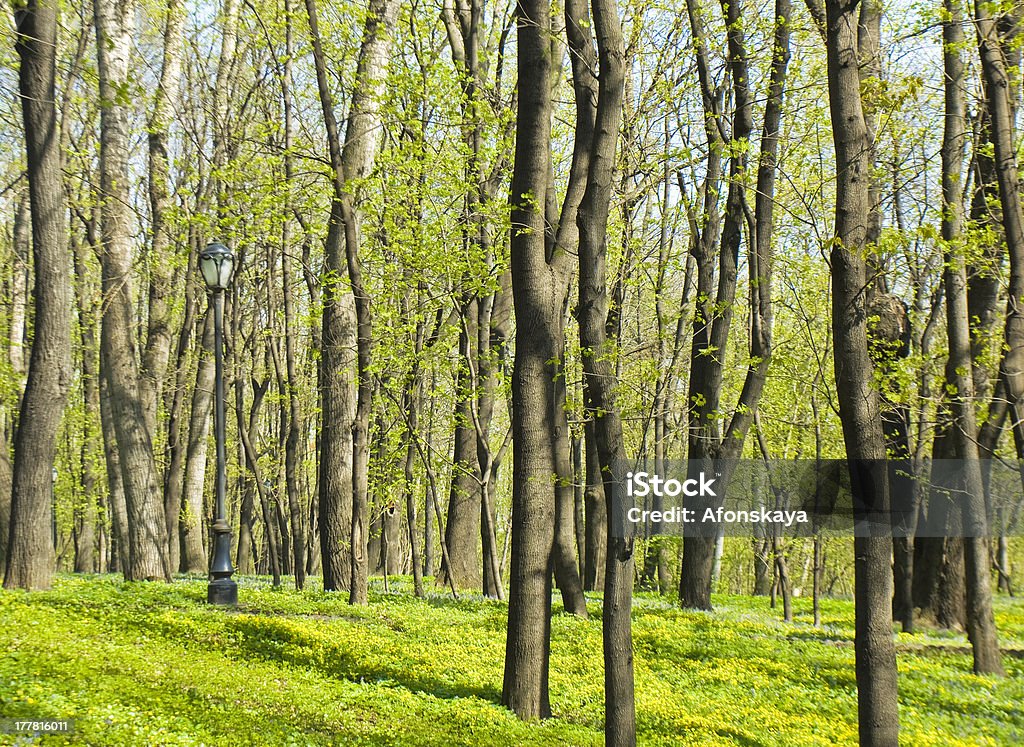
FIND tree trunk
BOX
[502,0,560,719]
[825,0,900,740]
[679,0,787,609]
[964,0,1013,675]
[573,0,634,740]
[444,298,483,590]
[275,0,306,590]
[72,235,100,573]
[95,0,169,582]
[9,195,30,383]
[305,0,397,603]
[160,236,200,577]
[98,356,129,574]
[553,315,587,617]
[583,421,606,591]
[4,1,70,591]
[180,314,214,573]
[0,445,11,570]
[140,0,184,437]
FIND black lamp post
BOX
[199,241,237,605]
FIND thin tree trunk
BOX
[180,314,214,573]
[679,0,787,609]
[140,0,184,437]
[573,0,633,740]
[9,195,30,383]
[72,235,100,573]
[281,0,306,591]
[99,357,129,574]
[583,421,606,591]
[444,298,483,590]
[958,0,1008,675]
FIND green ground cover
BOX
[0,575,1021,745]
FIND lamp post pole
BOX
[200,242,237,606]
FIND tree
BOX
[502,0,565,718]
[4,0,71,591]
[823,0,900,741]
[965,0,1017,676]
[306,0,399,602]
[94,0,169,582]
[679,0,789,610]
[572,0,635,740]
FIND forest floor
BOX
[0,574,1022,746]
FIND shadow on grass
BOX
[224,615,503,704]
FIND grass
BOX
[0,574,1022,745]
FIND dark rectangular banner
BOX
[607,459,1023,538]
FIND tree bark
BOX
[140,0,184,437]
[825,0,900,740]
[967,0,1017,675]
[502,0,561,719]
[4,1,71,591]
[180,315,214,573]
[573,0,634,740]
[95,0,169,582]
[281,0,306,591]
[305,0,397,603]
[72,235,100,573]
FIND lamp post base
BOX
[207,577,238,606]
[207,522,237,606]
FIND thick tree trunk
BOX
[502,0,560,719]
[4,1,71,591]
[95,0,169,582]
[914,428,969,629]
[317,221,356,592]
[305,0,397,603]
[825,0,900,741]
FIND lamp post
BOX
[199,241,237,605]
